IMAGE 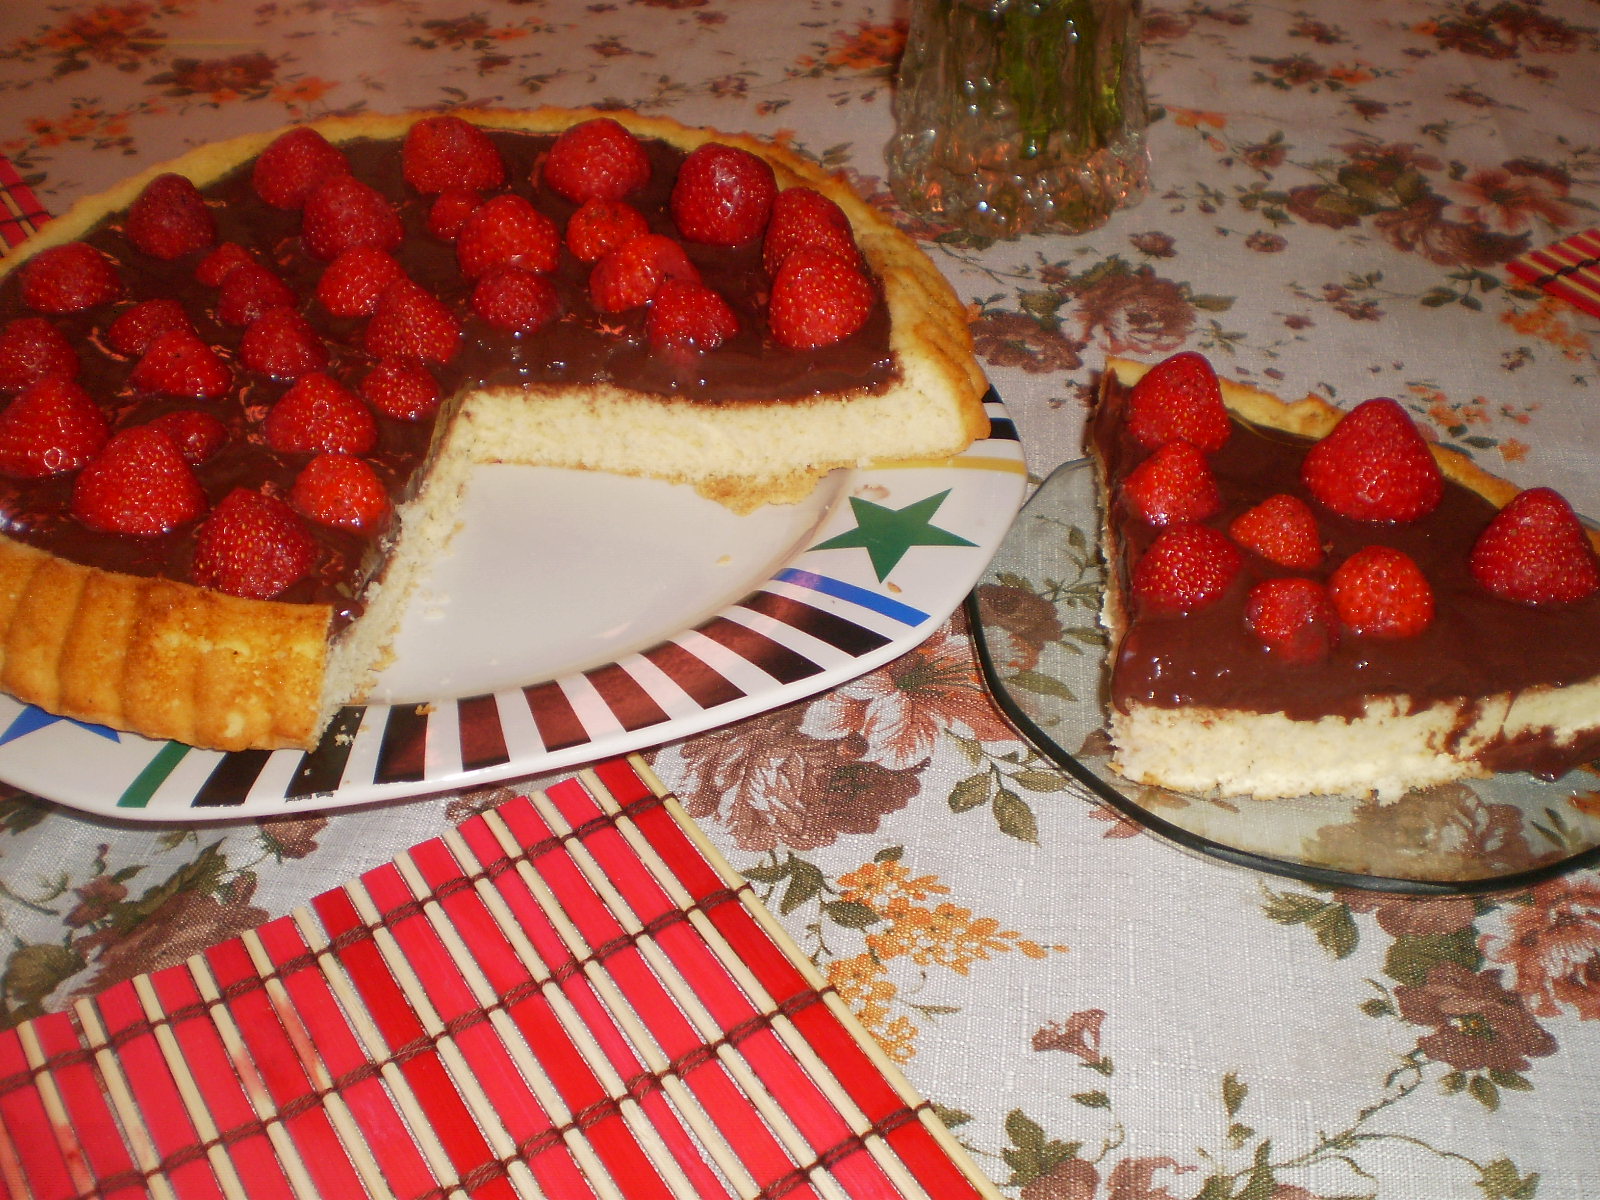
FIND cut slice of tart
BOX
[1091,353,1600,801]
[0,107,988,752]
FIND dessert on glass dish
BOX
[0,107,989,753]
[1090,351,1600,802]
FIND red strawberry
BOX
[646,278,738,352]
[264,372,378,455]
[106,299,195,358]
[146,409,227,464]
[1228,492,1324,568]
[0,379,109,478]
[195,241,256,287]
[768,246,874,350]
[401,115,506,194]
[565,197,648,264]
[0,316,79,391]
[316,245,404,318]
[427,188,481,242]
[252,125,350,210]
[239,306,329,379]
[361,357,441,422]
[1329,545,1434,637]
[471,266,560,334]
[130,328,231,400]
[71,426,206,536]
[1132,523,1242,615]
[290,452,391,531]
[589,233,700,313]
[541,118,651,204]
[1124,351,1229,454]
[1302,397,1443,523]
[366,280,461,365]
[670,142,776,246]
[762,186,858,276]
[300,174,403,262]
[124,173,215,261]
[455,193,561,279]
[1469,486,1600,606]
[20,242,122,314]
[217,260,296,327]
[192,487,316,600]
[1243,578,1340,664]
[1122,441,1221,527]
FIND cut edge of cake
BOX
[1095,355,1600,803]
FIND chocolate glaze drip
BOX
[1091,374,1600,780]
[0,127,898,622]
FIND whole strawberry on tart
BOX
[1091,352,1600,801]
[0,107,988,752]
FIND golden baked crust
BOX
[0,535,326,748]
[0,107,988,752]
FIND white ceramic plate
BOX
[0,393,1025,820]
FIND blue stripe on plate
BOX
[773,568,930,626]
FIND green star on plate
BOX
[811,489,976,581]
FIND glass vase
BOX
[887,0,1150,239]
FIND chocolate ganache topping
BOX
[0,128,898,621]
[1092,372,1600,780]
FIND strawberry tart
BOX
[1091,352,1600,801]
[0,107,988,752]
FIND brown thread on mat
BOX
[0,914,397,1099]
[574,880,748,971]
[757,1100,936,1200]
[1529,254,1600,286]
[653,985,835,1090]
[390,1100,628,1200]
[48,960,556,1200]
[5,787,750,1200]
[352,798,672,940]
[0,968,271,1096]
[409,1017,936,1200]
[500,787,671,869]
[0,852,537,1199]
[394,1060,718,1200]
[64,976,849,1200]
[613,985,825,1103]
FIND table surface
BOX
[3,0,1600,1196]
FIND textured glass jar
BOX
[887,0,1149,238]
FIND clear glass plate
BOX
[968,459,1600,894]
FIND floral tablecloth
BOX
[4,0,1600,1196]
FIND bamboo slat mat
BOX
[0,155,47,248]
[1506,227,1600,320]
[0,757,1002,1200]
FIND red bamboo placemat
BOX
[1506,227,1600,319]
[0,155,48,249]
[0,757,1001,1200]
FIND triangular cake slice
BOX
[1090,353,1600,801]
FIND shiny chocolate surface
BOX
[0,126,897,620]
